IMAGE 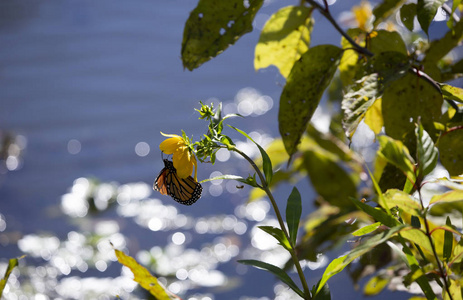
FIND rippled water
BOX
[0,0,442,299]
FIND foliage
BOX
[0,256,23,298]
[129,0,463,299]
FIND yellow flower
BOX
[159,132,198,180]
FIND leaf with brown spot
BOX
[182,0,264,71]
[278,45,343,157]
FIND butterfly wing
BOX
[153,159,202,205]
[153,167,169,195]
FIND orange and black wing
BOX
[153,159,202,205]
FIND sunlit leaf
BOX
[200,174,244,183]
[377,136,415,182]
[316,225,405,295]
[115,249,172,300]
[352,222,381,236]
[182,0,264,70]
[372,0,406,27]
[400,227,433,254]
[353,198,400,228]
[364,274,390,296]
[255,5,313,78]
[229,125,273,185]
[286,187,302,246]
[382,73,442,148]
[439,83,463,103]
[364,98,383,134]
[429,190,463,205]
[400,3,417,31]
[423,15,463,71]
[417,0,446,36]
[396,235,438,300]
[445,279,462,300]
[369,30,408,55]
[312,279,331,300]
[0,256,23,298]
[438,129,463,176]
[342,73,380,139]
[258,226,291,250]
[238,259,304,298]
[279,45,343,157]
[415,122,438,179]
[339,28,364,88]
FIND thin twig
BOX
[305,0,374,57]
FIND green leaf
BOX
[378,135,415,181]
[181,0,264,70]
[417,0,446,36]
[279,45,343,157]
[415,122,438,178]
[238,259,304,298]
[114,249,171,300]
[400,3,417,31]
[342,73,380,139]
[400,227,433,254]
[353,198,401,228]
[382,72,443,148]
[342,52,409,139]
[303,150,357,208]
[339,28,364,88]
[364,275,390,296]
[286,187,302,246]
[411,215,421,228]
[238,173,262,188]
[373,0,407,27]
[0,256,23,298]
[258,226,291,250]
[396,235,438,300]
[438,129,463,176]
[424,17,463,71]
[312,280,331,300]
[316,225,405,295]
[439,83,463,103]
[352,222,381,236]
[369,30,408,55]
[255,5,313,78]
[444,216,453,262]
[429,190,463,205]
[200,174,245,183]
[229,125,273,185]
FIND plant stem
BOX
[305,0,374,57]
[417,188,453,300]
[231,146,312,300]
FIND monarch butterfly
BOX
[153,159,202,205]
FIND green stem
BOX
[418,189,453,300]
[230,146,312,300]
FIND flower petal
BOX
[160,135,183,154]
[173,148,193,179]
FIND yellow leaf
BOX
[115,249,172,300]
[364,274,389,296]
[364,98,383,134]
[255,6,313,78]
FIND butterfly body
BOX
[154,159,202,205]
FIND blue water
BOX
[0,0,442,299]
